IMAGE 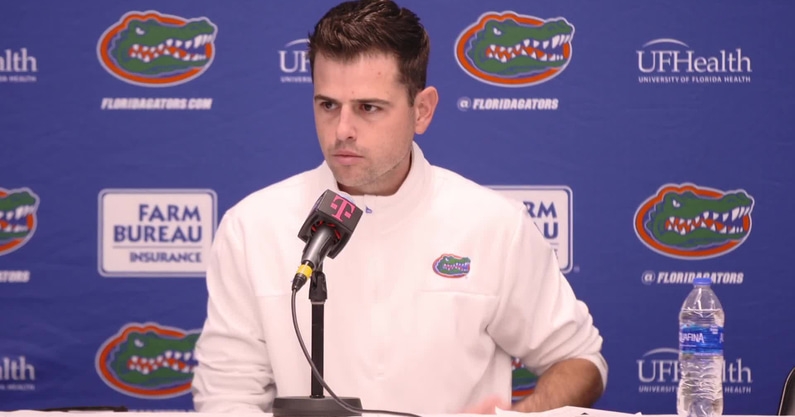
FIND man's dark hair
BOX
[308,0,430,105]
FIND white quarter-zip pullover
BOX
[192,143,606,413]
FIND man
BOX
[192,0,606,413]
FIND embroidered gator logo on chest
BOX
[433,254,471,278]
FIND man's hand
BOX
[511,358,603,413]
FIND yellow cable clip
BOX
[296,264,313,279]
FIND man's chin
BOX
[333,175,375,195]
[336,178,366,191]
[329,165,361,182]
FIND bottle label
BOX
[679,324,724,354]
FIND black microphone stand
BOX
[273,264,362,417]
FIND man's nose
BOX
[335,106,356,141]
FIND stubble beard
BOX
[330,147,411,195]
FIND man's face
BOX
[313,52,417,196]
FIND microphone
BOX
[292,190,363,291]
[278,189,420,417]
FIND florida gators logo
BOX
[0,187,39,256]
[97,11,217,87]
[95,323,200,399]
[634,184,754,259]
[433,254,471,278]
[512,357,538,402]
[455,12,574,87]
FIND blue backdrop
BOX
[1,0,793,414]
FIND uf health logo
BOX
[455,12,574,87]
[634,184,754,260]
[96,323,200,399]
[0,48,38,83]
[97,11,218,87]
[0,356,37,391]
[637,39,751,75]
[0,188,39,256]
[637,347,752,395]
[279,39,311,84]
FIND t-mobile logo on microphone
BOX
[330,196,355,222]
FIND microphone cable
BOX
[290,289,423,417]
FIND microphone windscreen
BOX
[298,190,363,259]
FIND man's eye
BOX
[361,104,378,112]
[321,102,336,110]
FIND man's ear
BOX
[413,86,439,135]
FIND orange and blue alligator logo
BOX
[0,187,39,256]
[97,11,217,87]
[455,12,574,87]
[634,184,754,259]
[433,254,471,278]
[511,357,538,403]
[95,323,200,399]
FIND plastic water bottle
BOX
[677,277,724,417]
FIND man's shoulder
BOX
[429,165,525,220]
[227,168,322,222]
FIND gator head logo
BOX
[634,184,754,259]
[433,254,471,278]
[96,323,200,398]
[511,357,538,401]
[455,12,574,87]
[0,187,39,256]
[97,11,217,87]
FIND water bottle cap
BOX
[693,277,712,285]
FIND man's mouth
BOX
[333,149,361,157]
[333,153,363,166]
[332,150,362,166]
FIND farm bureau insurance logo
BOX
[634,184,753,260]
[0,187,39,257]
[96,323,199,399]
[0,48,37,83]
[637,347,752,395]
[454,12,572,112]
[98,189,217,277]
[97,11,216,110]
[279,39,311,84]
[637,39,751,84]
[491,186,573,272]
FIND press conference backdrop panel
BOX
[1,0,793,413]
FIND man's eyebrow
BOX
[313,94,392,106]
[354,98,391,106]
[314,94,338,103]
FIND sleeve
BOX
[486,208,608,389]
[191,208,275,412]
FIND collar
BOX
[314,142,432,232]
